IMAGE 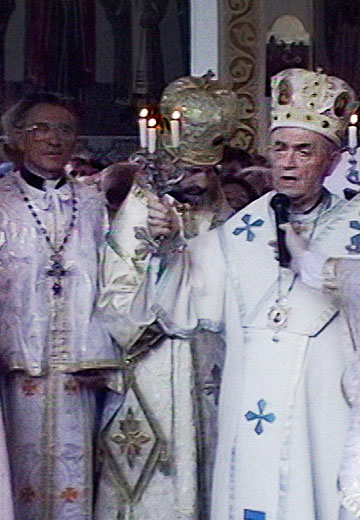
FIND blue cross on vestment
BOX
[245,399,276,435]
[233,214,264,242]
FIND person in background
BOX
[0,104,24,176]
[65,154,104,178]
[0,92,125,520]
[218,145,272,213]
[219,144,253,176]
[220,174,259,212]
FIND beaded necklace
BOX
[14,176,78,296]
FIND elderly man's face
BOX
[270,128,339,207]
[19,103,77,179]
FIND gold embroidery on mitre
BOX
[271,68,358,146]
[160,72,240,165]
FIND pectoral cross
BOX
[46,253,67,296]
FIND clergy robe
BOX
[131,189,360,520]
[96,183,226,519]
[0,169,121,520]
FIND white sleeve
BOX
[96,185,153,347]
[296,250,327,290]
[131,228,226,337]
[96,243,148,347]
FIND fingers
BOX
[279,222,293,233]
[279,222,307,258]
[147,198,179,239]
[268,239,277,248]
[148,199,170,219]
[148,203,173,232]
[148,224,173,238]
[148,213,172,231]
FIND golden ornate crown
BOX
[271,68,358,145]
[160,72,239,165]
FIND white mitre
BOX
[271,68,358,146]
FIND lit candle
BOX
[349,114,358,149]
[170,110,181,148]
[147,118,157,154]
[138,108,149,148]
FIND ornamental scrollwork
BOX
[231,124,256,150]
[222,0,259,151]
[226,0,253,16]
[234,93,256,120]
[229,56,255,87]
[229,20,257,49]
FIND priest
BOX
[0,92,123,520]
[95,74,238,519]
[132,68,360,519]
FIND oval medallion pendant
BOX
[267,302,290,331]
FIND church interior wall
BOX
[1,0,192,163]
[95,1,114,84]
[191,0,218,76]
[2,1,357,163]
[218,0,314,155]
[4,0,25,82]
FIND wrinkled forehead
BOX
[24,103,77,126]
[270,127,330,148]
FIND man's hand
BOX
[278,222,326,289]
[268,222,307,272]
[279,222,307,271]
[147,197,180,239]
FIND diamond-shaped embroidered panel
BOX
[101,382,165,503]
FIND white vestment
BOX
[97,185,226,519]
[131,190,360,520]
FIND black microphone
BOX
[270,193,291,268]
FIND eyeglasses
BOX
[25,122,76,142]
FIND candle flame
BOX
[350,114,358,125]
[171,110,181,120]
[139,108,149,118]
[148,118,157,128]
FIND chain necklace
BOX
[267,194,327,338]
[14,177,78,297]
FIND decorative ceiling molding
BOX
[219,0,261,151]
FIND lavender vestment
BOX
[0,170,122,520]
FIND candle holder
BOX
[129,148,184,197]
[128,149,188,259]
[346,146,360,186]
